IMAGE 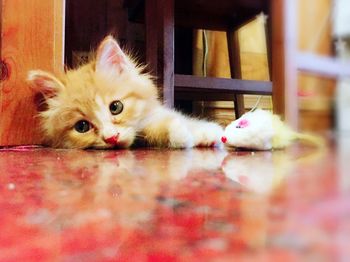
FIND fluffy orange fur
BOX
[27,36,223,149]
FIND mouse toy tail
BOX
[294,132,325,148]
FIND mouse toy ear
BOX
[95,35,133,75]
[27,70,65,98]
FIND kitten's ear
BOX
[95,36,133,74]
[27,70,65,97]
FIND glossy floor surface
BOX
[1,135,350,262]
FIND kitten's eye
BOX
[109,100,123,115]
[74,120,91,133]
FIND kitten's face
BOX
[28,36,158,149]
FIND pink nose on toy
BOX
[104,134,119,145]
[221,136,227,143]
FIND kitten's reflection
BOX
[37,149,228,227]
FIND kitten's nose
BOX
[104,134,119,145]
[221,136,227,143]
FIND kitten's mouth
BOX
[92,142,128,150]
[103,140,131,149]
[104,134,120,145]
[91,134,132,149]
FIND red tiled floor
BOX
[0,135,350,261]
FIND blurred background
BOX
[65,0,350,134]
[1,0,350,146]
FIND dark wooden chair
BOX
[124,0,273,118]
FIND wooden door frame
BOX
[0,0,65,146]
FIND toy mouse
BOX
[221,109,323,150]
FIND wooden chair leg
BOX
[157,0,175,108]
[233,94,245,118]
[227,29,245,118]
[145,0,158,77]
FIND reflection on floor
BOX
[0,135,350,261]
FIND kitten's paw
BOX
[192,122,224,148]
[168,119,195,148]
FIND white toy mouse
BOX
[221,109,323,150]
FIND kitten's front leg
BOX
[167,117,195,148]
[140,107,223,148]
[141,107,195,148]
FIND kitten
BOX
[27,36,223,149]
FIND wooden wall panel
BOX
[0,0,64,146]
[298,0,335,131]
[298,0,332,55]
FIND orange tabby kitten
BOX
[27,36,223,149]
